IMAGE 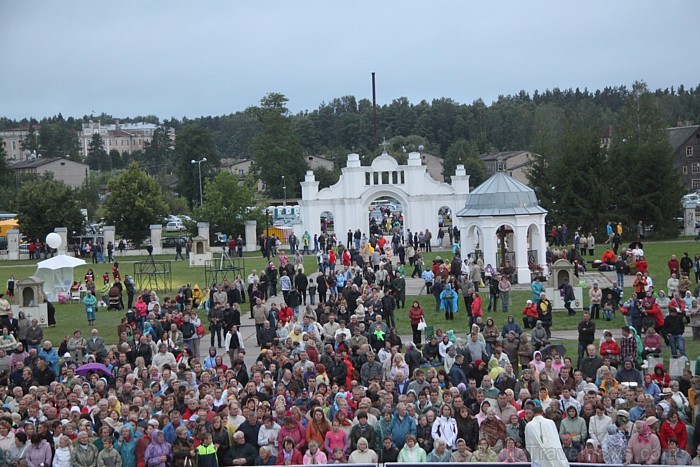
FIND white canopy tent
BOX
[35,255,86,301]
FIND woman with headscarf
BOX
[328,392,346,423]
[625,420,661,465]
[480,407,507,452]
[602,425,627,464]
[144,429,173,467]
[531,350,545,373]
[347,437,378,464]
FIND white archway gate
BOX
[298,151,470,247]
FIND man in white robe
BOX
[525,405,570,467]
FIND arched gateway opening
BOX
[368,196,403,237]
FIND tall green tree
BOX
[174,125,219,208]
[607,81,684,238]
[194,172,262,236]
[20,126,39,154]
[16,177,84,240]
[143,126,174,177]
[313,167,341,190]
[0,140,14,210]
[38,124,80,159]
[103,162,168,245]
[86,133,109,171]
[249,93,307,199]
[528,121,611,234]
[76,172,112,222]
[443,139,488,185]
[109,149,123,170]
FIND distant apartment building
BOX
[78,120,175,158]
[0,127,31,161]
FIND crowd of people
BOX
[3,223,700,467]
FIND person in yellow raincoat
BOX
[192,284,204,308]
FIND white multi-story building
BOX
[78,120,175,158]
[0,127,31,161]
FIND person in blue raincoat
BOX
[83,291,97,326]
[440,283,459,321]
[115,422,139,467]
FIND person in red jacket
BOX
[601,248,616,264]
[599,330,621,365]
[636,257,649,275]
[668,255,680,277]
[409,300,425,346]
[328,250,337,272]
[278,304,293,325]
[646,304,665,330]
[652,363,671,389]
[522,300,539,329]
[276,437,304,465]
[470,292,483,327]
[659,410,688,451]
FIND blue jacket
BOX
[448,365,467,387]
[115,423,138,467]
[389,413,416,449]
[440,285,459,312]
[38,348,59,374]
[531,282,545,303]
[163,421,190,445]
[644,380,661,403]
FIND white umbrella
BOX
[35,255,87,301]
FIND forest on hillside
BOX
[0,81,697,238]
[2,83,699,163]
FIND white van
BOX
[166,221,186,232]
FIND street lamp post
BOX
[282,175,287,207]
[191,158,207,206]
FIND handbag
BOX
[196,324,206,337]
[417,318,427,331]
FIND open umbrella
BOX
[628,241,643,249]
[540,343,566,359]
[75,363,112,377]
[601,287,621,305]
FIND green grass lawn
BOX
[1,239,700,362]
[0,250,296,344]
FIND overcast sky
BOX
[1,1,698,121]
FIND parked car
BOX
[162,236,188,248]
[165,221,186,232]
